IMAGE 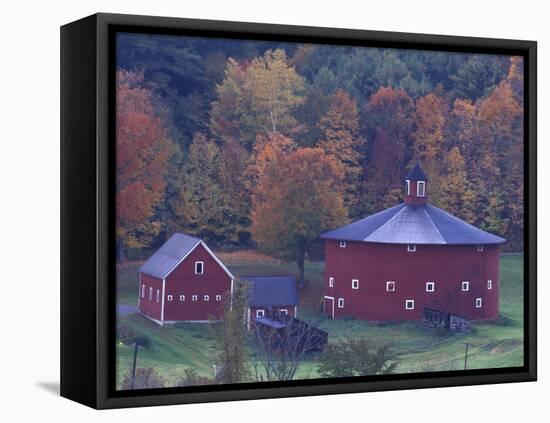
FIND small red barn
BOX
[241,275,299,330]
[138,233,234,325]
[321,164,505,322]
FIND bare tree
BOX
[252,314,327,381]
[121,367,164,390]
[173,368,213,387]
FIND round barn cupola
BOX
[404,163,428,205]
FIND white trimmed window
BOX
[426,282,435,292]
[477,245,484,252]
[149,287,153,300]
[487,280,492,290]
[167,295,173,301]
[339,241,347,248]
[256,309,265,318]
[329,277,334,287]
[405,180,411,196]
[204,295,209,301]
[195,261,204,274]
[216,294,222,301]
[156,289,160,303]
[462,281,470,291]
[476,298,483,308]
[338,298,344,308]
[179,295,185,301]
[417,181,426,197]
[405,299,415,310]
[279,309,288,315]
[192,295,198,301]
[407,244,416,252]
[141,284,146,298]
[386,281,395,292]
[352,279,359,289]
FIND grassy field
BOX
[116,253,524,387]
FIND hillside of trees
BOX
[116,33,524,262]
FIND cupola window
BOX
[417,181,426,197]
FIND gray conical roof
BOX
[405,163,428,181]
[321,203,505,245]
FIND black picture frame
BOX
[60,12,537,409]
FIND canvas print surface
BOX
[115,32,524,390]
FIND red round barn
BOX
[321,164,505,322]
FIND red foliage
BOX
[116,70,171,242]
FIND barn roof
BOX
[321,203,505,245]
[139,232,235,280]
[241,275,299,308]
[405,163,428,180]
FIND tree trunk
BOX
[117,238,125,264]
[296,250,305,290]
[130,343,138,389]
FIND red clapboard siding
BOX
[324,240,500,321]
[138,274,163,321]
[163,243,232,321]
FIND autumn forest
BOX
[116,33,524,272]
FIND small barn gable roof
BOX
[139,233,235,280]
[405,163,428,180]
[241,275,299,308]
[321,203,505,245]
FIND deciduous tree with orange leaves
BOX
[364,87,415,211]
[439,146,476,223]
[116,70,171,261]
[476,61,523,247]
[251,146,347,288]
[411,93,449,202]
[318,89,365,215]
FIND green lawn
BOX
[116,255,524,387]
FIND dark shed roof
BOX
[139,233,201,279]
[241,276,299,308]
[255,316,288,328]
[321,203,505,245]
[405,163,428,180]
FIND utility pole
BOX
[463,342,469,370]
[131,342,139,389]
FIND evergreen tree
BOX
[172,133,227,244]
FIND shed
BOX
[241,275,299,329]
